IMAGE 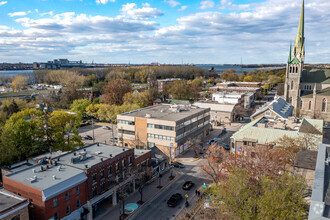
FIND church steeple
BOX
[293,0,305,61]
[288,42,292,63]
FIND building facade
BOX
[284,0,330,122]
[0,190,29,220]
[117,104,211,159]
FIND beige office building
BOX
[117,104,211,159]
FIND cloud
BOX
[199,0,215,9]
[120,3,164,19]
[219,0,251,11]
[96,0,115,5]
[164,0,180,7]
[39,11,54,16]
[0,1,7,6]
[178,5,188,11]
[8,11,30,17]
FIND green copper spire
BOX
[288,42,292,63]
[294,0,304,57]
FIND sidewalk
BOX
[96,170,178,220]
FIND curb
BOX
[127,171,180,220]
[176,157,200,163]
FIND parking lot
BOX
[78,123,118,146]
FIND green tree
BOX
[0,109,44,165]
[165,80,191,100]
[70,99,91,116]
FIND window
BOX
[122,160,126,169]
[66,205,70,215]
[243,141,247,146]
[291,81,293,90]
[309,101,312,110]
[92,174,97,184]
[265,111,271,116]
[116,163,120,172]
[147,123,154,128]
[100,170,105,179]
[53,198,58,208]
[322,99,327,112]
[108,166,112,177]
[128,156,132,166]
[118,120,135,125]
[101,183,105,193]
[65,192,70,201]
[54,212,59,220]
[92,188,97,198]
[76,186,80,196]
[289,66,292,73]
[29,198,33,208]
[76,199,81,208]
[118,129,135,135]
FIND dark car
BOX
[167,193,183,207]
[83,135,93,140]
[182,181,194,190]
[223,144,230,150]
[172,162,185,168]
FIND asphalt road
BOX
[130,161,209,220]
[78,123,118,146]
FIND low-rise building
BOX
[3,143,152,220]
[0,189,29,220]
[293,150,318,187]
[193,101,237,123]
[230,116,323,152]
[251,96,293,120]
[212,92,256,109]
[309,144,330,219]
[117,104,211,159]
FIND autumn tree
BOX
[70,99,91,117]
[11,75,28,92]
[102,79,131,105]
[221,69,241,81]
[165,80,191,100]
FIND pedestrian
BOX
[197,190,200,196]
[195,190,198,195]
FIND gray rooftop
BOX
[134,149,151,159]
[119,104,208,122]
[57,143,132,170]
[251,96,293,119]
[0,189,27,216]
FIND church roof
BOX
[301,87,330,98]
[301,69,330,84]
[251,96,293,119]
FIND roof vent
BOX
[84,149,86,152]
[97,143,99,146]
[85,165,88,168]
[52,175,56,180]
[146,114,152,118]
[57,158,60,161]
[95,151,102,155]
[74,152,76,156]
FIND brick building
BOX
[3,144,152,220]
[0,189,29,220]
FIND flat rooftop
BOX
[0,190,27,216]
[134,149,151,159]
[120,104,208,122]
[210,86,260,91]
[58,143,133,170]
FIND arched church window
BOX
[309,101,312,110]
[289,66,292,73]
[289,97,292,104]
[291,81,293,90]
[322,99,327,112]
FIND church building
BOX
[284,0,330,122]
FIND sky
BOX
[0,0,329,64]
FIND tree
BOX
[221,69,240,81]
[11,75,28,92]
[70,99,91,116]
[59,86,85,108]
[165,80,191,100]
[44,70,86,87]
[102,79,131,105]
[123,91,150,108]
[243,75,254,82]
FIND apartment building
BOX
[0,189,29,220]
[117,104,211,159]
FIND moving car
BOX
[182,181,194,190]
[172,162,185,168]
[167,193,183,207]
[103,126,111,130]
[83,135,93,140]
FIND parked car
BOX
[103,126,111,130]
[167,193,183,207]
[109,137,118,142]
[83,135,93,140]
[208,139,215,145]
[223,144,230,150]
[172,162,185,168]
[182,181,194,190]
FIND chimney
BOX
[85,165,88,168]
